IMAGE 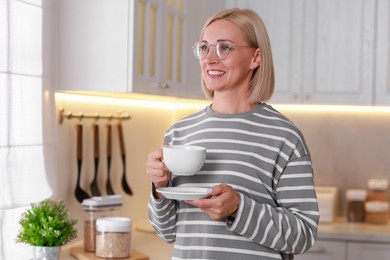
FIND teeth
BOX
[208,70,224,75]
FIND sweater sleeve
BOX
[148,192,178,243]
[226,155,319,255]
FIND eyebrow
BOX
[200,39,234,44]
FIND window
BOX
[0,0,55,258]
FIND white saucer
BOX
[157,187,210,200]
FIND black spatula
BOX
[117,123,133,195]
[75,123,90,203]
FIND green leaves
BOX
[16,199,78,247]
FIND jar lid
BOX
[346,189,367,201]
[365,201,389,212]
[368,179,388,191]
[82,195,123,210]
[96,217,132,232]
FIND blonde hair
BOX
[199,8,275,103]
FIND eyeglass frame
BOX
[192,41,257,60]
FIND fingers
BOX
[207,184,227,196]
[146,147,170,189]
[186,184,240,220]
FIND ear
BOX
[250,48,261,70]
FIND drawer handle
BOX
[307,246,325,253]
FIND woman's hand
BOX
[146,146,170,199]
[186,184,240,221]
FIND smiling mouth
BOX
[207,70,225,76]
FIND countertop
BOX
[317,217,390,243]
[61,218,390,259]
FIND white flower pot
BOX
[33,246,61,260]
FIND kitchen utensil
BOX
[90,124,101,196]
[117,123,133,195]
[75,123,90,203]
[106,124,114,195]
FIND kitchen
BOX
[1,0,390,259]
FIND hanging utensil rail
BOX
[58,107,131,124]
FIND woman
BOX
[146,8,319,260]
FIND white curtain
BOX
[0,0,56,259]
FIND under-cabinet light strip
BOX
[55,92,390,113]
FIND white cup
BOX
[163,145,206,176]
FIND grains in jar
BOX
[346,189,367,223]
[365,201,389,225]
[367,179,388,202]
[96,217,132,258]
[82,195,123,252]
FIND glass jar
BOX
[367,179,388,202]
[96,217,132,258]
[82,195,122,252]
[346,189,367,222]
[365,201,389,224]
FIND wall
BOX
[55,93,179,234]
[55,93,390,236]
[282,107,390,214]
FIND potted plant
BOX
[16,198,78,260]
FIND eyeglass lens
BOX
[193,42,231,60]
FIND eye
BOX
[199,43,209,52]
[218,43,232,53]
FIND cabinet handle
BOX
[159,83,170,89]
[306,246,326,254]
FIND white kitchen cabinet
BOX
[294,240,346,260]
[347,242,390,260]
[58,0,184,95]
[227,0,376,105]
[131,0,225,99]
[375,0,390,105]
[182,0,226,99]
[57,0,223,99]
[130,0,184,96]
[57,0,129,91]
[302,0,376,105]
[295,239,390,260]
[226,0,304,103]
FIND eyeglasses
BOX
[192,41,256,60]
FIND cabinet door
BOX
[226,0,303,103]
[57,0,129,91]
[303,0,375,104]
[375,0,390,105]
[347,242,390,260]
[294,240,346,260]
[227,0,376,105]
[130,0,185,96]
[183,0,226,99]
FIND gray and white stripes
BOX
[148,103,319,260]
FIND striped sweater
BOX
[148,103,319,260]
